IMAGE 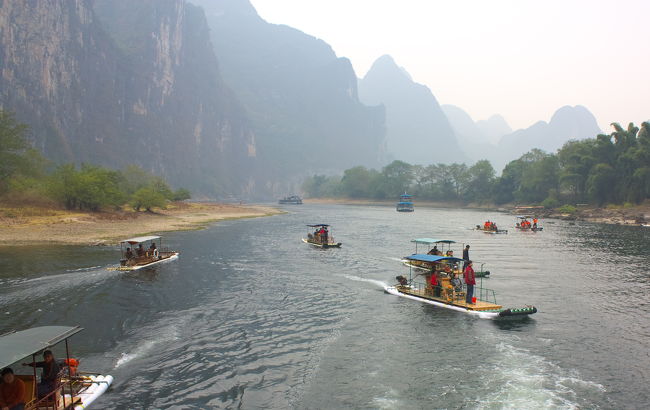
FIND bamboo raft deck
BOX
[396,285,503,311]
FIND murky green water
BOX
[1,204,648,408]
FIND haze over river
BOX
[1,204,648,409]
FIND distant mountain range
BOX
[358,55,465,164]
[0,0,604,197]
[443,103,601,169]
[192,0,385,193]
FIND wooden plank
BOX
[398,287,502,311]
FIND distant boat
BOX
[303,224,342,248]
[515,215,543,231]
[115,235,179,271]
[396,193,414,212]
[278,195,303,205]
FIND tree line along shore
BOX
[302,121,650,224]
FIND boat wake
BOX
[0,265,119,308]
[114,325,181,369]
[340,274,388,289]
[476,341,606,409]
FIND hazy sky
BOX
[250,0,649,132]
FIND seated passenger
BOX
[445,250,454,257]
[427,246,438,255]
[0,367,25,410]
[24,350,60,399]
[149,242,157,257]
[136,244,145,257]
[450,273,463,290]
[124,247,134,260]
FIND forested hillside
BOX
[303,122,650,207]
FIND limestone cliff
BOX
[193,0,386,193]
[0,0,255,195]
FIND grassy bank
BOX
[0,202,284,245]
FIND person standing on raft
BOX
[462,245,470,269]
[463,261,476,305]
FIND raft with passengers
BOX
[475,220,508,234]
[385,254,537,319]
[515,216,543,231]
[0,326,113,409]
[303,224,342,248]
[115,235,179,271]
[401,238,491,277]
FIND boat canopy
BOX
[405,254,465,263]
[397,201,413,205]
[0,326,83,368]
[411,238,456,245]
[306,224,329,227]
[120,235,160,244]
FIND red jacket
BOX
[0,377,25,408]
[430,274,438,286]
[463,265,476,285]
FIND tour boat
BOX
[401,238,490,277]
[302,224,342,248]
[278,195,303,205]
[385,254,536,319]
[116,235,179,271]
[0,326,113,409]
[396,193,414,212]
[515,215,543,231]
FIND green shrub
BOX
[131,187,167,211]
[172,188,191,201]
[557,204,577,214]
[541,197,559,209]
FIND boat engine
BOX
[395,275,408,286]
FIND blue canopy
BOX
[411,238,456,245]
[405,254,465,263]
[397,201,413,205]
[307,224,330,227]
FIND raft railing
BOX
[406,280,498,304]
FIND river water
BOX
[0,204,648,409]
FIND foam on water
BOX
[114,324,181,368]
[0,266,119,307]
[340,274,388,289]
[475,341,606,409]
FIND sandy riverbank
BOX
[0,202,283,245]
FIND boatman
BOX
[463,261,476,305]
[23,350,60,399]
[462,245,470,269]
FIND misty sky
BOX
[250,0,650,132]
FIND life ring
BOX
[153,249,159,258]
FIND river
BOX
[0,204,648,409]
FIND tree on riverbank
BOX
[0,110,191,211]
[303,122,650,207]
